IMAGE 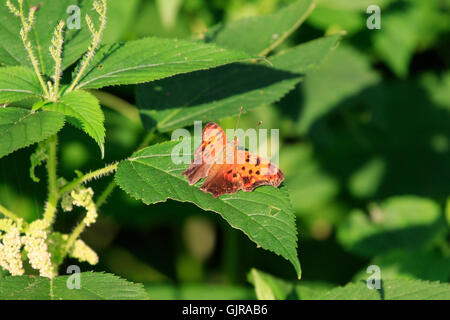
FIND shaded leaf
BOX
[353,250,450,282]
[373,0,449,77]
[248,268,332,300]
[74,37,253,90]
[204,0,315,56]
[43,91,105,158]
[137,34,342,132]
[0,67,44,103]
[0,108,65,159]
[102,0,140,43]
[297,45,380,133]
[0,272,148,300]
[145,283,255,300]
[337,196,447,257]
[316,279,450,300]
[115,140,301,277]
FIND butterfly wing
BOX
[237,149,284,192]
[199,144,284,198]
[181,122,227,185]
[200,162,244,198]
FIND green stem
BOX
[95,180,116,209]
[0,204,20,221]
[66,217,89,252]
[17,2,50,99]
[43,135,58,225]
[59,162,118,196]
[89,90,141,125]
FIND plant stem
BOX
[66,216,89,252]
[89,90,141,125]
[43,135,59,225]
[0,204,20,221]
[59,162,119,196]
[17,1,50,99]
[95,180,116,209]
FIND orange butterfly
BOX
[181,122,284,198]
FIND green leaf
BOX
[0,272,149,300]
[115,140,301,278]
[248,268,292,300]
[156,0,183,30]
[248,268,332,300]
[101,0,140,43]
[0,0,93,74]
[281,144,339,212]
[43,91,105,158]
[297,44,380,133]
[204,0,315,56]
[0,108,65,159]
[373,0,449,77]
[74,37,253,90]
[0,67,44,103]
[337,196,447,257]
[145,283,255,300]
[137,34,342,132]
[353,250,450,283]
[316,279,450,300]
[446,197,450,226]
[307,6,365,33]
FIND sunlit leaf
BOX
[43,90,105,158]
[204,0,315,56]
[74,38,253,90]
[0,272,148,300]
[0,67,44,104]
[0,108,65,159]
[115,140,301,278]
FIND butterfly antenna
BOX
[234,107,243,132]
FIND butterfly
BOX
[181,122,284,198]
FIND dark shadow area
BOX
[136,62,302,129]
[304,80,450,200]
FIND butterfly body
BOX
[182,122,284,198]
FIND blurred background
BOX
[1,0,449,298]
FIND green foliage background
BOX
[0,0,449,299]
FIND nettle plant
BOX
[0,0,342,298]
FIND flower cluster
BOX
[22,220,55,278]
[0,222,24,276]
[0,219,55,278]
[70,239,99,265]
